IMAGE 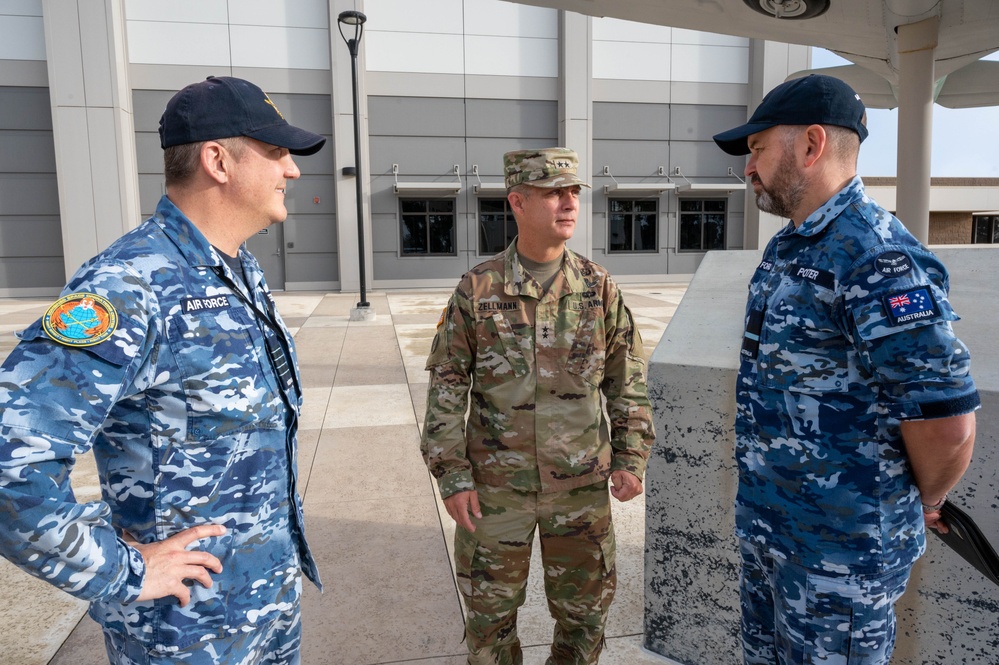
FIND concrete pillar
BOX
[558,11,592,257]
[742,40,810,250]
[42,0,140,279]
[330,0,372,295]
[644,248,999,663]
[895,17,938,245]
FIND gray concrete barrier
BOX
[644,248,999,664]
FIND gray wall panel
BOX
[132,90,176,131]
[0,131,57,173]
[285,175,335,214]
[368,97,466,138]
[0,175,60,215]
[135,132,163,174]
[370,136,467,177]
[0,217,63,256]
[467,136,559,178]
[593,102,669,141]
[592,138,671,179]
[0,256,66,289]
[670,140,745,177]
[285,214,337,253]
[138,175,166,217]
[670,104,747,142]
[465,99,558,138]
[286,251,338,284]
[0,87,53,130]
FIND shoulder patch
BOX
[42,292,118,347]
[875,251,913,277]
[883,286,939,326]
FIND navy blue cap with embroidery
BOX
[158,76,326,156]
[713,74,868,156]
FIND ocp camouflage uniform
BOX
[0,195,319,661]
[422,241,654,664]
[736,176,979,663]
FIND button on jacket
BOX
[422,241,655,498]
[736,177,979,574]
[0,196,318,653]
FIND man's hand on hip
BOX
[443,490,481,532]
[125,524,226,606]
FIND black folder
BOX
[930,501,999,587]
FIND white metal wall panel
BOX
[593,41,672,81]
[228,0,328,28]
[0,15,45,60]
[463,0,556,38]
[126,21,231,66]
[364,0,464,34]
[364,32,464,74]
[593,17,672,42]
[671,44,748,84]
[124,0,228,23]
[465,35,558,77]
[365,0,557,77]
[230,25,330,70]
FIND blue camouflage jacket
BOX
[736,177,979,575]
[0,196,319,653]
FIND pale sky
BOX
[812,48,999,177]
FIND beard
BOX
[753,150,806,219]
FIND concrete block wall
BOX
[645,248,999,664]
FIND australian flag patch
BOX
[883,286,939,326]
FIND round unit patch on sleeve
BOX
[42,293,118,347]
[875,251,913,277]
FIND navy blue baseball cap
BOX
[713,74,868,155]
[159,76,326,156]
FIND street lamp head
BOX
[338,10,367,26]
[337,10,366,51]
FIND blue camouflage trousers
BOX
[101,602,301,665]
[454,481,616,665]
[739,540,911,665]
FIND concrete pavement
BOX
[0,284,687,665]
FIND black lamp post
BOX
[338,10,369,309]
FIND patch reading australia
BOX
[477,300,521,313]
[183,295,233,314]
[43,293,118,347]
[875,251,913,277]
[884,286,939,326]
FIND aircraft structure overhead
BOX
[503,0,999,242]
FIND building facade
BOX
[1,0,995,297]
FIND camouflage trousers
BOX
[101,601,301,665]
[454,481,616,665]
[739,540,911,665]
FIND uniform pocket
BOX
[565,308,606,387]
[166,306,283,441]
[475,313,530,381]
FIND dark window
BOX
[679,198,726,251]
[478,197,517,255]
[401,199,456,256]
[608,199,658,253]
[972,214,999,244]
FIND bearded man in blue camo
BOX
[0,76,325,664]
[713,74,980,665]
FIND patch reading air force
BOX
[42,293,118,347]
[875,251,913,277]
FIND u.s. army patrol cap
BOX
[504,147,591,189]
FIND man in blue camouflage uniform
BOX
[0,76,326,664]
[713,75,979,664]
[421,148,655,664]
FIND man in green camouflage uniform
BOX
[421,147,655,664]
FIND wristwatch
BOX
[921,494,948,514]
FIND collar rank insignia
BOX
[42,292,118,347]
